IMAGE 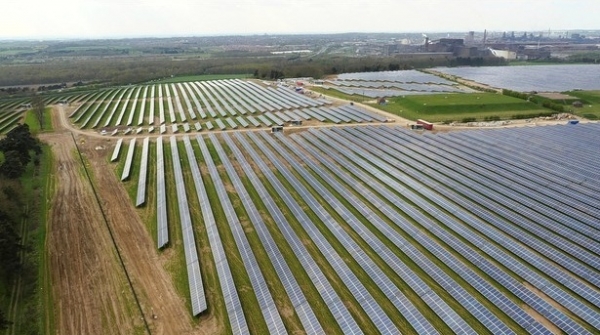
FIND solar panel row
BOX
[220,133,325,335]
[206,134,287,335]
[233,131,364,334]
[169,136,207,316]
[135,137,149,207]
[120,138,136,181]
[156,136,168,249]
[307,127,594,335]
[246,131,400,335]
[190,135,249,335]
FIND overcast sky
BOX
[2,0,598,40]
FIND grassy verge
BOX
[1,144,54,335]
[23,107,53,133]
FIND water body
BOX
[434,64,600,92]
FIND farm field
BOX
[372,93,548,122]
[110,123,600,335]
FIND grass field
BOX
[151,74,252,84]
[309,86,368,103]
[372,93,550,122]
[563,90,600,120]
[24,107,53,133]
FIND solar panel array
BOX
[191,135,250,334]
[206,134,287,335]
[220,133,326,335]
[66,79,392,134]
[110,123,600,334]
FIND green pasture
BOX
[563,90,600,120]
[373,93,549,122]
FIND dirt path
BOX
[43,131,142,335]
[80,135,198,335]
[43,107,196,335]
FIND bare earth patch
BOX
[43,132,141,335]
[44,106,213,335]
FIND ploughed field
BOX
[111,122,600,335]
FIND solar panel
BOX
[156,136,168,249]
[137,85,148,126]
[110,138,123,162]
[121,138,137,181]
[306,126,593,334]
[135,137,150,207]
[215,118,227,130]
[235,116,249,128]
[126,86,142,126]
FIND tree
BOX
[0,151,25,179]
[31,94,45,131]
[0,210,22,282]
[0,124,41,169]
[0,308,11,330]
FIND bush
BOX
[484,115,501,121]
[461,117,476,123]
[511,112,554,119]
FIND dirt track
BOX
[44,131,141,334]
[43,107,197,335]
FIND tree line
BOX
[0,124,41,330]
[502,89,569,114]
[0,54,507,88]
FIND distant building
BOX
[488,48,517,60]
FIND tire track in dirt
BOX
[48,105,199,334]
[44,132,143,334]
[80,135,199,335]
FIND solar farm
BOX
[63,79,387,135]
[110,114,600,334]
[4,71,599,334]
[324,70,476,98]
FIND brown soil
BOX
[43,106,202,335]
[43,131,141,335]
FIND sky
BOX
[1,0,599,40]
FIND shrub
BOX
[484,115,501,121]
